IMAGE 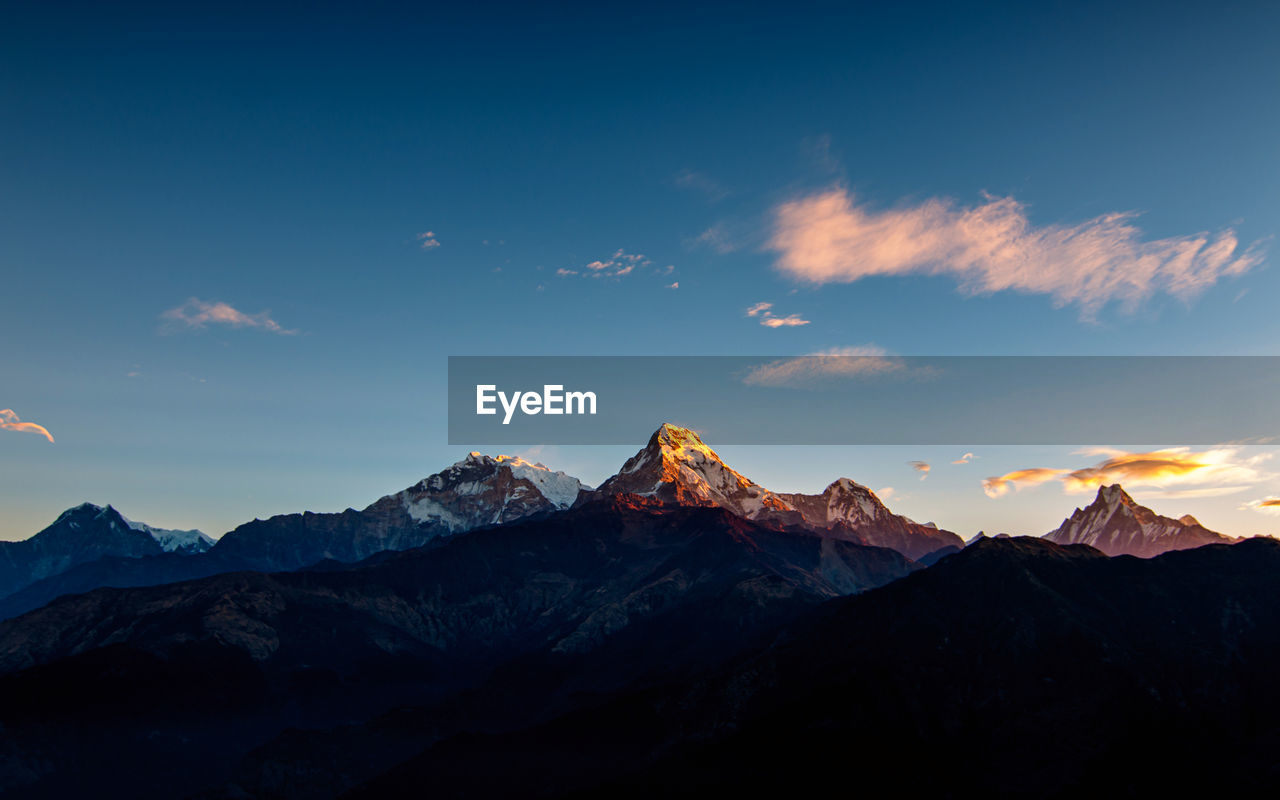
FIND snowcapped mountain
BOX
[589,424,798,521]
[390,452,585,531]
[0,503,209,598]
[780,478,963,561]
[211,451,589,571]
[117,512,214,554]
[1043,484,1235,557]
[589,424,963,560]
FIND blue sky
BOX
[3,1,1280,540]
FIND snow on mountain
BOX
[589,424,964,560]
[779,478,964,560]
[1043,484,1235,558]
[397,451,588,530]
[589,424,795,520]
[118,512,214,553]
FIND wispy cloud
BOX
[558,249,658,281]
[161,299,297,335]
[745,301,810,328]
[761,314,810,328]
[417,231,440,249]
[983,468,1068,498]
[672,169,729,202]
[691,224,738,254]
[742,345,907,387]
[1244,498,1280,516]
[984,447,1272,499]
[666,281,679,290]
[952,452,976,464]
[0,409,54,443]
[909,460,931,480]
[768,188,1265,318]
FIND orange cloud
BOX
[909,460,931,480]
[161,298,296,335]
[0,409,54,443]
[984,447,1271,499]
[1061,449,1207,491]
[1243,498,1280,516]
[952,452,976,464]
[983,468,1069,498]
[769,188,1264,317]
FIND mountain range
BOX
[0,423,1269,797]
[0,424,962,618]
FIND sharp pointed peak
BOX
[652,423,707,446]
[1095,483,1136,507]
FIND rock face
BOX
[211,452,588,571]
[779,478,964,561]
[591,425,963,561]
[0,504,200,598]
[1043,484,1234,557]
[589,424,797,521]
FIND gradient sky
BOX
[3,1,1280,541]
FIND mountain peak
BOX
[1045,484,1231,557]
[1096,483,1136,508]
[593,424,793,518]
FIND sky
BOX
[3,0,1280,541]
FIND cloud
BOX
[768,188,1265,318]
[952,452,976,464]
[1059,447,1267,494]
[692,224,738,254]
[417,231,440,249]
[565,249,656,280]
[983,468,1068,498]
[909,460,931,480]
[983,447,1272,499]
[761,314,810,328]
[161,299,297,335]
[1244,498,1280,516]
[0,409,54,443]
[673,169,729,202]
[745,301,810,328]
[877,487,896,501]
[743,345,909,387]
[666,282,679,289]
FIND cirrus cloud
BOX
[0,409,54,443]
[161,299,297,335]
[769,188,1265,318]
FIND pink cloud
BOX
[769,188,1265,317]
[161,299,296,335]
